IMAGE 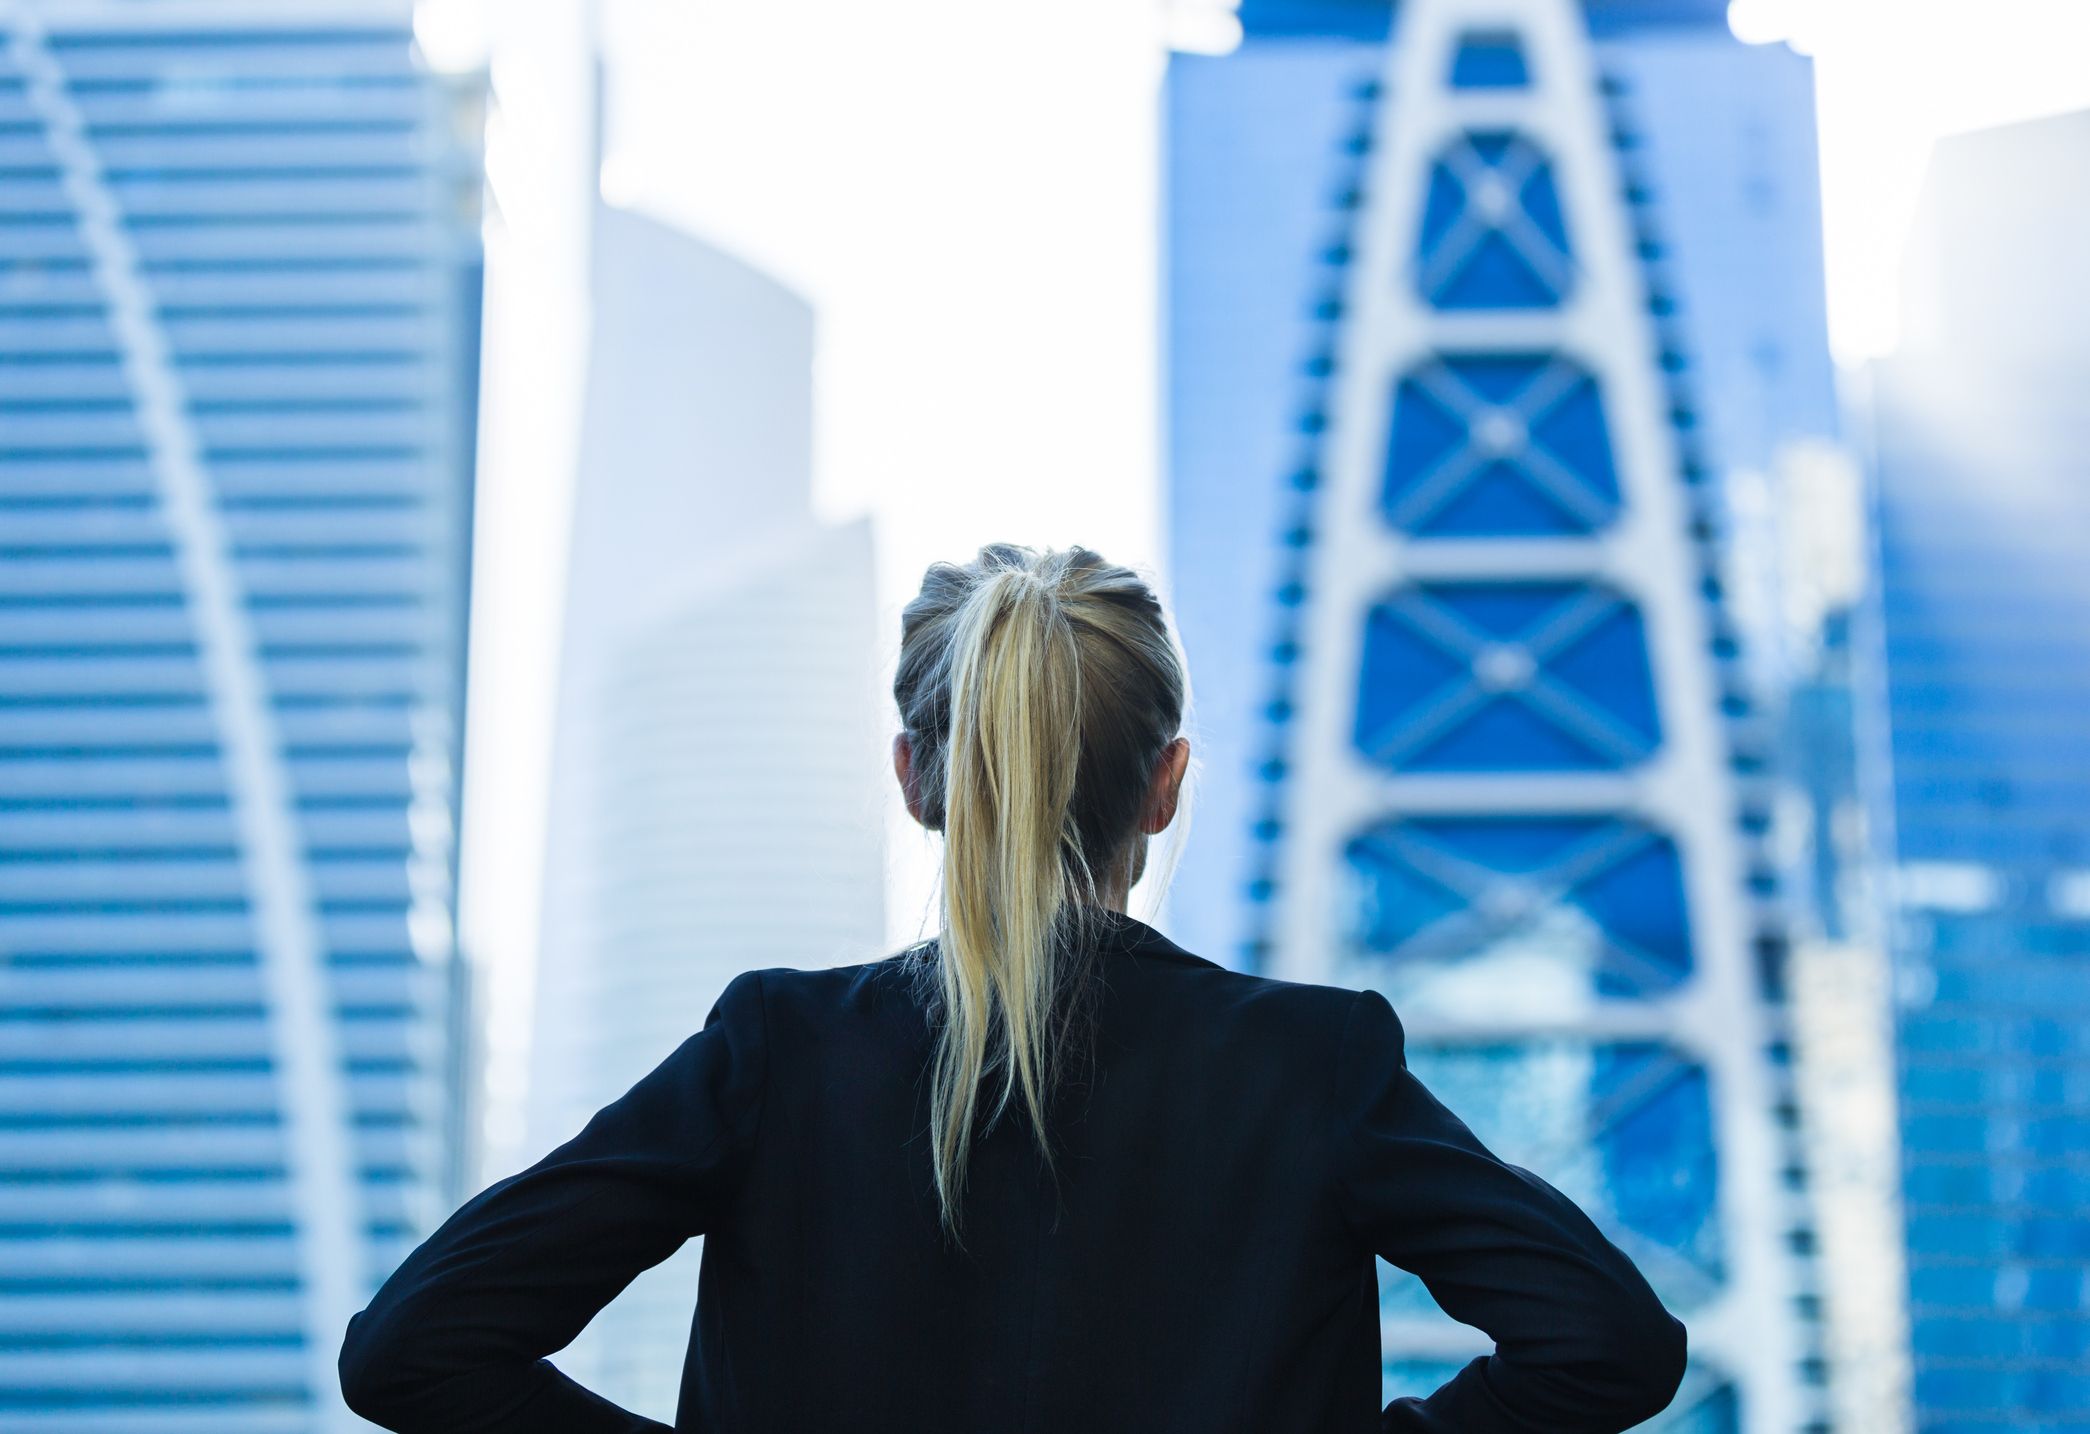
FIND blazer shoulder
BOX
[1115,922,1363,1023]
[1128,953,1366,1046]
[727,949,926,1021]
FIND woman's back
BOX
[339,910,1686,1433]
[339,544,1683,1431]
[734,920,1369,1432]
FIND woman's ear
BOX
[893,732,929,828]
[1141,737,1192,835]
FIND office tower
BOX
[1166,0,1834,957]
[0,5,482,1430]
[523,204,885,1422]
[1165,0,1838,975]
[1867,110,2090,1430]
[1165,0,1838,1427]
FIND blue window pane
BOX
[1355,582,1661,770]
[1400,1042,1728,1309]
[1594,1046,1723,1278]
[1449,30,1530,90]
[1341,815,1693,998]
[1415,131,1573,310]
[1382,354,1621,535]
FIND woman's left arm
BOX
[337,969,769,1433]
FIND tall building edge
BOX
[0,7,484,1427]
[432,61,488,1218]
[1166,1,1841,1427]
[1865,111,2090,1431]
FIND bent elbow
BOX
[1608,1307,1687,1427]
[1560,1299,1686,1430]
[1639,1311,1688,1420]
[338,1307,407,1424]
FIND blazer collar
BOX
[1093,908,1218,969]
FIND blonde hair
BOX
[893,543,1189,1240]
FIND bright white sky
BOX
[418,0,2090,1169]
[1727,0,2090,360]
[428,0,1167,1167]
[594,0,1171,963]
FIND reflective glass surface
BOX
[1341,815,1694,1001]
[1416,131,1574,310]
[1381,354,1622,536]
[1354,582,1661,771]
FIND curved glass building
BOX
[1166,1,1838,1428]
[0,6,482,1429]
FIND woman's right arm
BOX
[1327,988,1688,1433]
[337,969,768,1432]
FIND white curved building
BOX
[523,204,886,1421]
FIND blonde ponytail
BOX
[934,570,1083,1225]
[893,544,1187,1240]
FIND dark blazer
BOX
[339,910,1687,1432]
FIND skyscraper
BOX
[0,6,481,1429]
[1165,1,1838,1427]
[1867,110,2090,1430]
[1165,0,1834,958]
[523,204,886,1422]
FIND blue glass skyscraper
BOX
[0,7,481,1428]
[1166,0,1834,965]
[1867,110,2090,1431]
[1165,1,1838,1428]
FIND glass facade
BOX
[1868,111,2090,1433]
[0,7,481,1429]
[1166,1,1839,1427]
[1380,352,1623,535]
[1163,0,1835,970]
